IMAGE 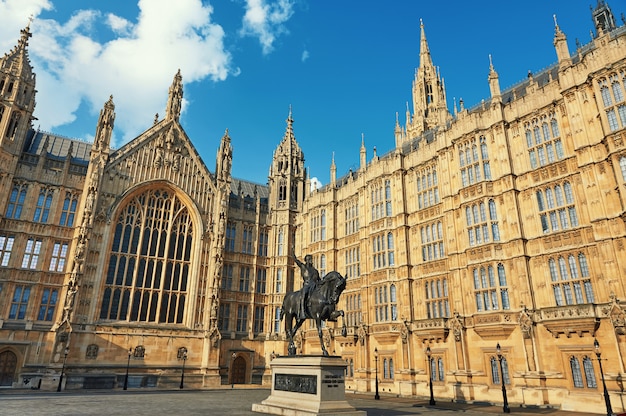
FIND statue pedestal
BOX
[252,356,365,416]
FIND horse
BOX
[280,270,348,356]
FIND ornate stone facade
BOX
[0,3,625,414]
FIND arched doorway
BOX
[231,356,246,384]
[0,350,17,386]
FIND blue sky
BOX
[0,1,622,187]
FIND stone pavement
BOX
[0,387,611,416]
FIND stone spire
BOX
[0,22,37,153]
[93,96,115,152]
[330,152,336,185]
[553,14,572,69]
[360,133,367,170]
[216,128,232,183]
[165,69,183,121]
[406,19,450,141]
[488,55,501,105]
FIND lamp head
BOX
[64,347,70,356]
[496,343,502,356]
[594,338,600,354]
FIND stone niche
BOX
[252,355,365,416]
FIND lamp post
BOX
[123,347,132,390]
[496,343,510,413]
[56,346,70,392]
[374,347,380,400]
[231,352,237,388]
[594,339,614,416]
[179,349,188,389]
[426,346,436,405]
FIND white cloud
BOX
[310,177,322,192]
[240,0,294,54]
[1,0,233,145]
[301,49,309,62]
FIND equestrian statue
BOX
[280,254,348,356]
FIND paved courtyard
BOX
[0,388,606,416]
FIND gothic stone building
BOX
[1,2,626,413]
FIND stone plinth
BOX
[252,355,365,416]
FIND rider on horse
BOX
[294,254,321,319]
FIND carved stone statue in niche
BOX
[449,312,464,342]
[357,324,367,346]
[519,306,534,339]
[607,294,626,335]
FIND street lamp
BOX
[496,343,510,413]
[179,349,188,389]
[123,347,132,390]
[231,352,237,388]
[594,339,613,416]
[374,347,380,400]
[426,346,436,405]
[56,346,70,392]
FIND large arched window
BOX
[99,189,193,324]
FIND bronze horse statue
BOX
[280,271,348,356]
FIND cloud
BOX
[301,49,309,62]
[240,0,294,54]
[1,0,233,145]
[310,177,322,192]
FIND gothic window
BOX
[344,199,359,236]
[421,221,444,261]
[236,304,248,332]
[6,183,28,219]
[255,268,267,293]
[253,305,265,333]
[21,239,42,269]
[37,288,58,321]
[473,264,510,312]
[33,189,53,223]
[6,113,20,138]
[257,228,268,256]
[133,346,145,358]
[86,344,98,359]
[221,264,233,290]
[571,356,597,388]
[537,182,579,234]
[345,246,360,278]
[490,356,510,385]
[49,242,68,272]
[370,180,391,221]
[417,166,440,209]
[310,209,326,242]
[620,156,626,182]
[274,307,281,333]
[238,266,250,291]
[99,189,193,324]
[374,284,397,322]
[549,253,595,306]
[60,192,78,227]
[218,303,230,331]
[277,228,284,256]
[276,269,283,292]
[459,136,490,187]
[9,285,30,319]
[372,233,393,269]
[225,222,236,252]
[319,254,326,277]
[242,225,254,254]
[465,199,500,246]
[0,236,15,267]
[425,278,450,318]
[599,73,626,131]
[525,115,564,169]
